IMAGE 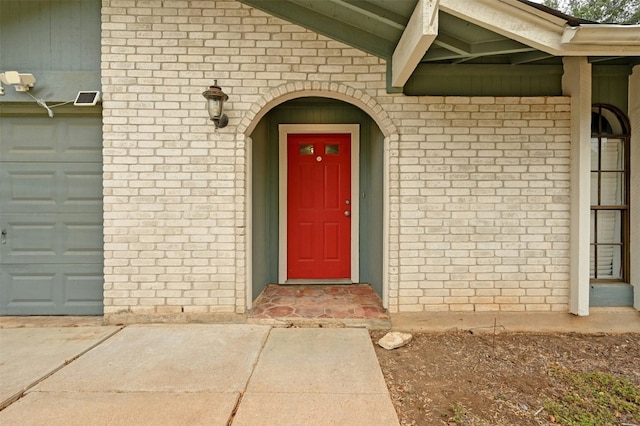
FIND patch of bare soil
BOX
[371,331,640,425]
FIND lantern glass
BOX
[207,97,223,120]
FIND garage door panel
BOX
[3,169,57,205]
[0,269,57,314]
[0,121,58,160]
[62,220,104,260]
[0,264,103,315]
[1,114,104,315]
[63,272,104,307]
[65,121,104,161]
[1,214,103,264]
[0,163,102,214]
[1,117,103,163]
[0,219,57,261]
[65,170,103,206]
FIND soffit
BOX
[240,0,538,61]
[237,0,640,88]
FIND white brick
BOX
[102,0,571,319]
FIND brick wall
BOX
[101,0,571,320]
[389,96,571,313]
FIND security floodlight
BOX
[0,71,36,92]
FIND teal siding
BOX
[404,64,563,96]
[251,98,384,299]
[590,284,634,307]
[0,0,101,102]
[251,118,278,299]
[592,66,631,114]
[359,120,385,296]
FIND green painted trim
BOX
[0,102,101,117]
[386,61,404,94]
[405,64,563,96]
[592,70,629,114]
[337,0,408,29]
[0,71,101,104]
[412,64,563,76]
[1,0,101,74]
[592,65,632,76]
[589,283,634,307]
[237,0,395,59]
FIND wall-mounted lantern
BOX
[202,80,229,129]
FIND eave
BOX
[236,0,640,92]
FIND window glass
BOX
[590,172,599,205]
[595,245,622,279]
[599,172,625,205]
[325,144,339,155]
[590,138,599,170]
[600,138,624,170]
[589,104,630,282]
[300,144,314,155]
[595,211,622,243]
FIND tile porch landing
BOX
[248,284,391,329]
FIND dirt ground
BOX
[371,331,640,425]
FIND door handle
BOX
[1,228,6,244]
[344,211,350,217]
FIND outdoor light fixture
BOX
[0,71,36,93]
[202,80,229,129]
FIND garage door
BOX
[0,115,104,315]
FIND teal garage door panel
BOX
[1,214,103,264]
[1,264,104,315]
[1,163,103,214]
[0,118,103,163]
[0,116,104,315]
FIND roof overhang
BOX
[393,0,640,86]
[562,24,640,46]
[237,0,640,91]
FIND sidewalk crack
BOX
[227,326,272,425]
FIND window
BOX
[590,104,631,282]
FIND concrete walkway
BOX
[0,325,399,425]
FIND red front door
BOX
[287,133,351,279]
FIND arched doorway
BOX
[249,97,385,307]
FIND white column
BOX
[562,57,591,316]
[629,66,640,311]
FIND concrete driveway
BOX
[0,324,399,425]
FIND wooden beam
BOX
[439,0,564,55]
[421,47,469,62]
[510,51,554,65]
[391,0,439,88]
[334,0,408,30]
[470,39,532,56]
[433,31,470,55]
